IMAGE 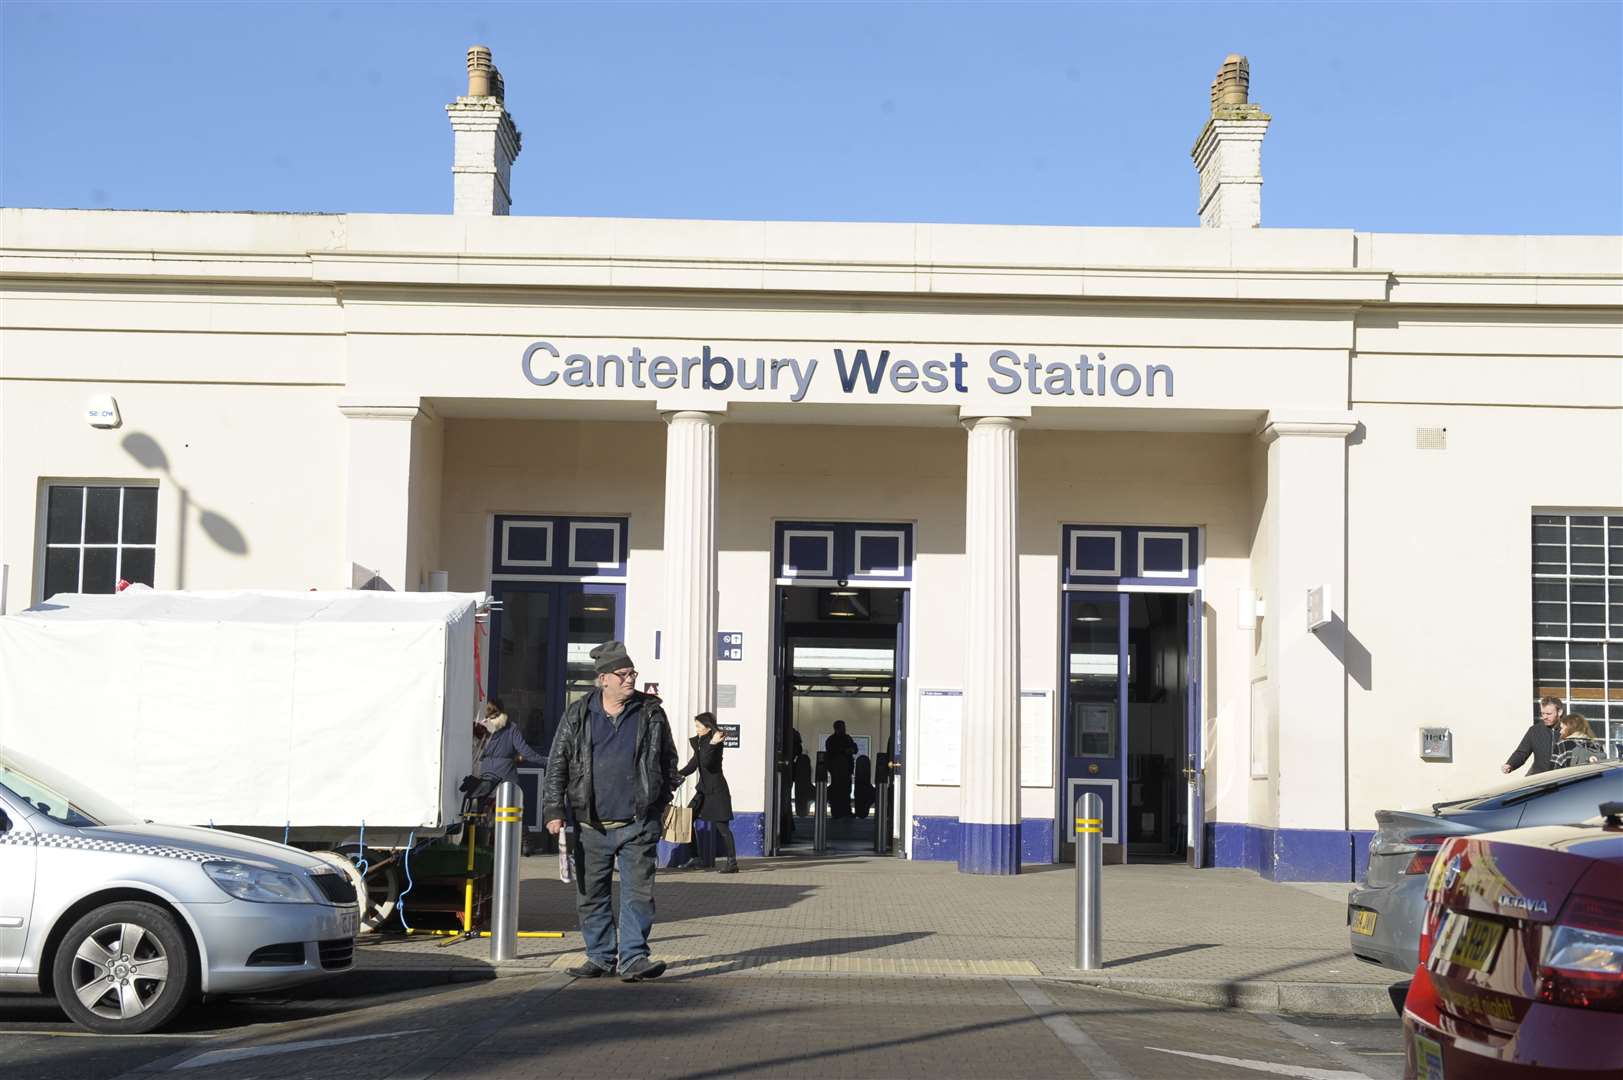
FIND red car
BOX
[1403,799,1623,1078]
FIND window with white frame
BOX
[41,484,158,598]
[1532,511,1623,759]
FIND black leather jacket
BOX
[542,690,679,827]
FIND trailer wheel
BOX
[361,864,403,932]
[313,850,401,933]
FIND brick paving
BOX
[360,855,1391,993]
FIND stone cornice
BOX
[1257,413,1359,443]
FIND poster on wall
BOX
[917,689,963,786]
[1019,690,1052,788]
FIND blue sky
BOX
[3,1,1620,234]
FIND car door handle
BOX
[0,916,23,928]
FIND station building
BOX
[2,52,1619,880]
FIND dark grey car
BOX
[1347,760,1623,974]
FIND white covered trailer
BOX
[0,589,483,844]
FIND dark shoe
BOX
[566,960,611,979]
[720,858,739,874]
[619,957,666,982]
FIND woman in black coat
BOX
[678,712,738,873]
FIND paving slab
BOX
[351,855,1399,1015]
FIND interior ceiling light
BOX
[1076,603,1104,623]
[829,589,859,597]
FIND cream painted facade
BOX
[2,207,1620,880]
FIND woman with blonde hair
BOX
[1551,712,1606,768]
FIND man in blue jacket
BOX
[543,640,679,982]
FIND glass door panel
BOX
[495,589,552,756]
[561,585,624,732]
[1068,594,1121,759]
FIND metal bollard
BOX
[1075,792,1103,970]
[813,779,829,854]
[491,781,523,963]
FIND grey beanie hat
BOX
[590,640,634,674]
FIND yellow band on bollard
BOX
[1074,818,1102,826]
[1076,827,1102,833]
[496,806,521,813]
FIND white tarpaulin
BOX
[0,589,481,831]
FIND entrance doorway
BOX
[1060,590,1201,865]
[768,585,906,855]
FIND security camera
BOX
[836,577,849,588]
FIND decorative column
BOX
[339,399,440,591]
[959,416,1022,874]
[1258,413,1357,880]
[660,410,720,756]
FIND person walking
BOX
[1552,712,1607,768]
[543,640,679,982]
[679,712,738,873]
[1502,696,1564,775]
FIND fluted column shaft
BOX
[661,411,719,760]
[959,416,1021,874]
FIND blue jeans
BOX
[573,815,660,971]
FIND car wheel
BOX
[52,901,195,1034]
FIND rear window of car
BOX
[1435,761,1622,812]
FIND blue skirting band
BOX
[957,820,1021,875]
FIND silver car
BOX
[1348,759,1623,975]
[0,750,359,1034]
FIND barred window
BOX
[1533,511,1623,759]
[42,484,158,598]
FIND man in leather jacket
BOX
[1502,696,1563,776]
[544,640,679,982]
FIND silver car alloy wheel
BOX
[70,922,170,1020]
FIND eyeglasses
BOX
[605,669,637,682]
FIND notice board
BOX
[915,688,1054,788]
[916,689,963,786]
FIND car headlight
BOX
[204,860,318,904]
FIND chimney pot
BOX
[466,45,493,97]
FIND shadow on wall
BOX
[121,432,249,589]
[1319,612,1373,693]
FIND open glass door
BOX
[1185,589,1205,867]
[1061,591,1126,863]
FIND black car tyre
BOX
[51,901,195,1034]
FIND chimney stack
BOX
[446,45,522,215]
[1190,54,1270,228]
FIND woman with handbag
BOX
[678,711,738,873]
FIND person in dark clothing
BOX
[543,641,679,983]
[793,752,814,818]
[1552,712,1607,768]
[474,697,543,787]
[825,721,858,818]
[853,754,874,819]
[1503,696,1564,775]
[679,712,738,873]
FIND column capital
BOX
[659,408,726,426]
[960,414,1025,433]
[1257,412,1358,444]
[338,397,434,423]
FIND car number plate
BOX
[1350,909,1378,936]
[1412,1031,1444,1080]
[1434,912,1504,973]
[338,908,358,937]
